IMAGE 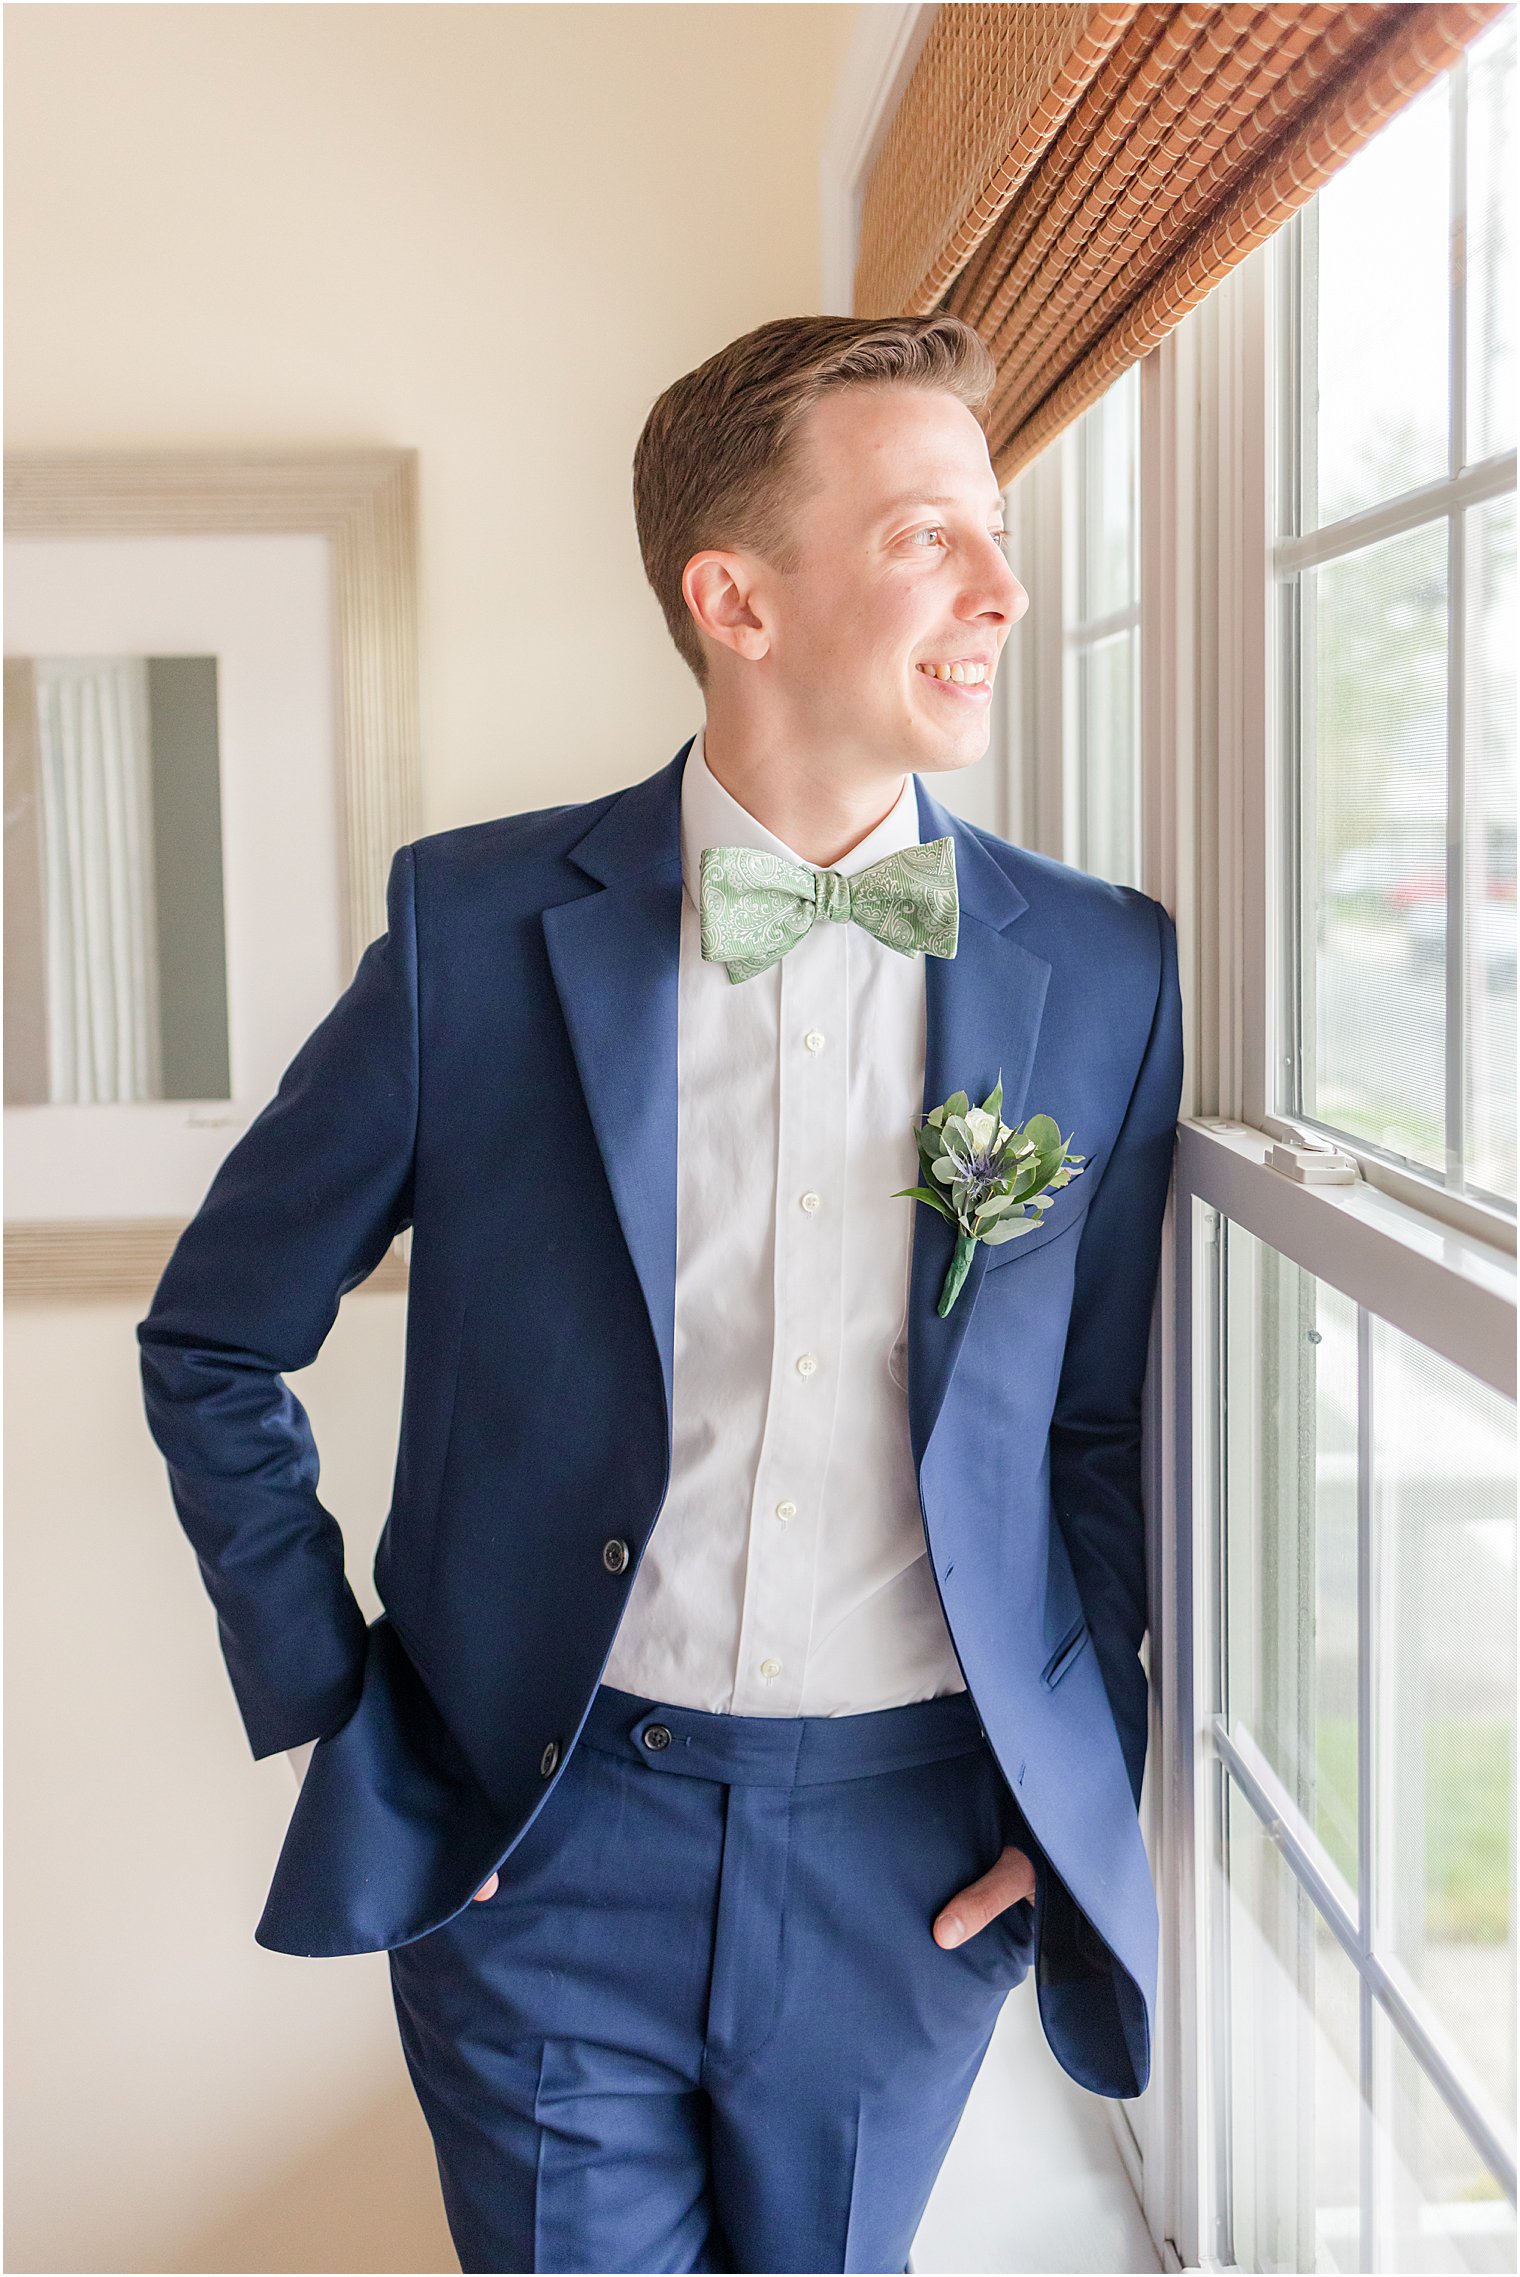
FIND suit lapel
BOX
[540,744,1051,1481]
[908,775,1052,1477]
[541,745,688,1444]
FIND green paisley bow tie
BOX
[698,837,959,984]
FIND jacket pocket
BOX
[981,1197,1088,1272]
[1040,1613,1091,1690]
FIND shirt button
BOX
[796,1352,818,1377]
[775,1499,797,1521]
[760,1658,783,1679]
[804,1029,825,1052]
[800,1191,821,1213]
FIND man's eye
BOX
[908,526,1012,551]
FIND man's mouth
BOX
[915,658,993,702]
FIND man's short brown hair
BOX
[632,314,997,686]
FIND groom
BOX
[138,313,1183,2274]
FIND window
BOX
[1066,362,1142,887]
[1003,362,1142,886]
[986,14,1517,2269]
[1274,17,1516,1211]
[1210,1216,1516,2269]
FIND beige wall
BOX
[3,6,857,2268]
[4,0,858,825]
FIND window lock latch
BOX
[1263,1117,1361,1186]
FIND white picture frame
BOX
[3,451,421,1298]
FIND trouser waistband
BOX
[577,1682,987,1787]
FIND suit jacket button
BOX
[642,1723,672,1752]
[602,1537,630,1573]
[540,1739,560,1777]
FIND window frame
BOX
[997,159,1516,2277]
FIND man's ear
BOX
[681,550,771,665]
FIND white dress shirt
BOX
[289,724,964,1780]
[600,725,964,1717]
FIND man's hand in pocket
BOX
[932,1844,1035,1948]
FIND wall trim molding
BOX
[819,4,936,315]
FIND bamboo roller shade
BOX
[854,2,1508,484]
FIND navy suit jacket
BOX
[138,735,1183,2101]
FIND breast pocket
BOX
[981,1194,1088,1273]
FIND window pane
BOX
[1373,1318,1517,2129]
[1382,2019,1517,2273]
[1214,1216,1517,2262]
[1220,1786,1519,2274]
[1223,1781,1364,2273]
[1465,491,1517,1202]
[1223,1231,1360,1890]
[1315,74,1450,525]
[1065,367,1140,890]
[1466,13,1516,465]
[1076,363,1137,621]
[1303,523,1449,1171]
[1074,629,1138,887]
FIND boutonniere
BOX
[892,1073,1088,1317]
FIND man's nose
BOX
[963,545,1028,627]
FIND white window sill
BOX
[1177,1118,1515,1399]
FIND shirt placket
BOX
[730,924,847,1715]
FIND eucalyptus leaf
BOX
[892,1183,956,1223]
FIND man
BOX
[138,313,1183,2274]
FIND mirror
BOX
[4,653,230,1105]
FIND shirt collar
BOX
[679,723,921,913]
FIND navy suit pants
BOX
[388,1683,1037,2273]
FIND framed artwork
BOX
[4,451,421,1298]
